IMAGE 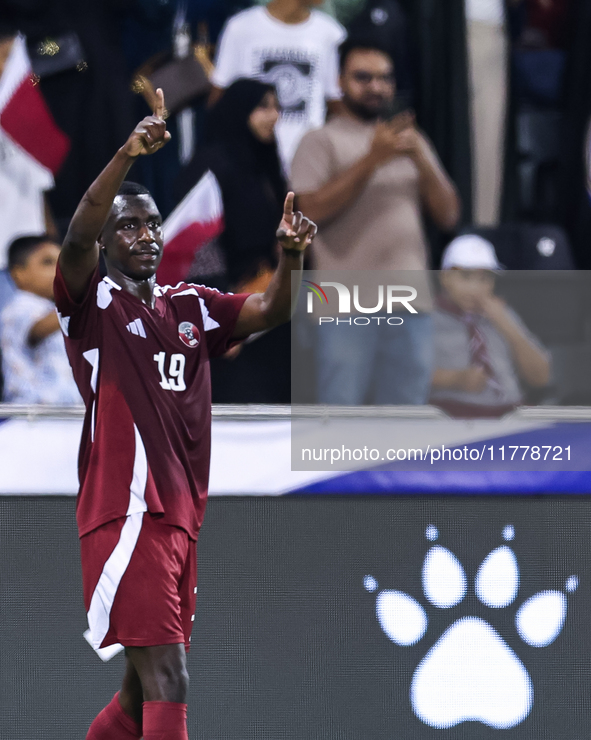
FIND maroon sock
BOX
[143,701,189,740]
[86,692,142,739]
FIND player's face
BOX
[101,195,164,281]
[340,50,395,120]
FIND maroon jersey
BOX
[54,264,248,538]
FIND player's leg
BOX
[86,686,142,740]
[123,531,196,740]
[119,653,145,724]
[125,643,189,702]
[83,521,143,739]
[83,515,195,739]
[126,643,189,740]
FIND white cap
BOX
[441,235,503,270]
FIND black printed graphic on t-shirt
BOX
[257,50,319,120]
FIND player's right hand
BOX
[122,88,172,158]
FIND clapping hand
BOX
[369,111,424,164]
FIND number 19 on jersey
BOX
[154,352,186,391]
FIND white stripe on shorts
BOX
[87,512,143,648]
[86,423,148,649]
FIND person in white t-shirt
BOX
[210,0,346,169]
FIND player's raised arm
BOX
[232,192,317,338]
[59,89,171,300]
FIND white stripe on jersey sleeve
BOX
[155,281,184,295]
[198,297,221,331]
[157,281,222,329]
[171,288,199,299]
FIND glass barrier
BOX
[291,270,591,472]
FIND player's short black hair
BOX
[116,181,154,198]
[338,36,394,72]
[7,234,60,270]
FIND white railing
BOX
[2,403,591,422]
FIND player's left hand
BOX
[276,192,317,253]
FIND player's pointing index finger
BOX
[283,192,295,218]
[154,87,166,120]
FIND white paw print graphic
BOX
[364,525,578,730]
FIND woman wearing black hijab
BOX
[177,78,291,403]
[177,77,286,292]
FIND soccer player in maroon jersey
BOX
[53,90,316,740]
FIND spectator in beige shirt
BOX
[291,37,460,404]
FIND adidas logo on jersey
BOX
[126,319,147,338]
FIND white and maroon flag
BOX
[0,35,70,176]
[0,35,70,264]
[159,169,224,286]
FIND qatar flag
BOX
[0,35,70,176]
[158,169,224,286]
[0,35,70,263]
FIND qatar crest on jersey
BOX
[178,321,200,348]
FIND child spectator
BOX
[430,235,550,418]
[0,235,80,404]
[210,0,346,169]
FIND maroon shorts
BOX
[81,512,197,651]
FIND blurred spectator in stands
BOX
[342,0,414,101]
[430,235,550,418]
[177,78,291,403]
[0,33,66,313]
[209,0,346,170]
[291,38,459,404]
[510,0,572,54]
[339,0,473,240]
[0,235,80,405]
[508,0,572,107]
[465,0,508,226]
